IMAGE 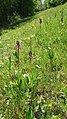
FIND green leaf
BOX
[26,107,33,119]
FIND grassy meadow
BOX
[0,3,67,119]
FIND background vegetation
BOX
[0,2,67,119]
[0,0,66,25]
[44,0,67,9]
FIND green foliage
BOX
[0,0,10,24]
[17,0,35,17]
[0,0,35,25]
[48,48,54,70]
[44,0,67,9]
[49,0,62,7]
[34,0,42,11]
[26,107,33,119]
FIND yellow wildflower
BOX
[48,103,52,107]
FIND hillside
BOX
[0,3,67,119]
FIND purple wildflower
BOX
[39,18,42,24]
[29,51,32,59]
[15,41,20,51]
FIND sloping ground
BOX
[0,3,67,119]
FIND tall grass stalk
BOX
[48,48,54,71]
[9,54,11,77]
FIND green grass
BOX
[0,3,67,119]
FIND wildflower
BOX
[14,41,20,66]
[15,41,20,57]
[15,70,18,75]
[15,41,20,51]
[60,9,64,23]
[39,18,42,24]
[23,73,29,78]
[29,51,32,59]
[48,103,52,107]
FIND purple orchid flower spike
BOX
[29,51,32,59]
[15,41,20,51]
[39,18,42,24]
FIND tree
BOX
[0,0,10,23]
[34,0,42,11]
[15,0,35,17]
[0,0,35,25]
[0,0,17,24]
[44,0,67,9]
